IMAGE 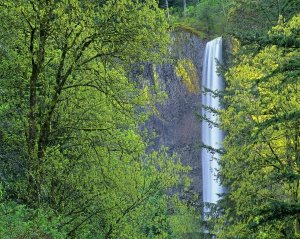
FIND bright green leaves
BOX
[0,185,67,239]
[0,0,197,238]
[269,14,300,47]
[217,14,300,239]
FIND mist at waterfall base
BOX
[201,37,225,218]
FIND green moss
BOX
[175,59,199,94]
[172,23,207,39]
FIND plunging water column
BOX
[201,37,224,215]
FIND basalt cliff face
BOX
[136,31,207,201]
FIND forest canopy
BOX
[0,0,199,238]
[208,1,300,238]
[0,0,299,238]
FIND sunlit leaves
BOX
[217,14,300,239]
[0,0,195,237]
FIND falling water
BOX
[201,37,224,215]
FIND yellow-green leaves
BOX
[217,13,300,239]
[270,14,300,39]
[0,0,196,237]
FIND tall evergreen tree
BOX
[215,13,300,239]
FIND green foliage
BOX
[159,0,199,9]
[0,185,67,238]
[226,0,300,46]
[215,13,300,238]
[169,195,202,238]
[170,0,233,37]
[0,0,198,237]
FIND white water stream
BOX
[201,37,224,215]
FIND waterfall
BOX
[201,37,224,215]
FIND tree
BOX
[170,0,234,37]
[183,0,187,15]
[215,13,300,238]
[0,184,67,239]
[226,0,299,47]
[0,0,196,237]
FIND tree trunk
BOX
[165,0,169,20]
[183,0,187,16]
[27,16,48,206]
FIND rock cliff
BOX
[140,31,207,201]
